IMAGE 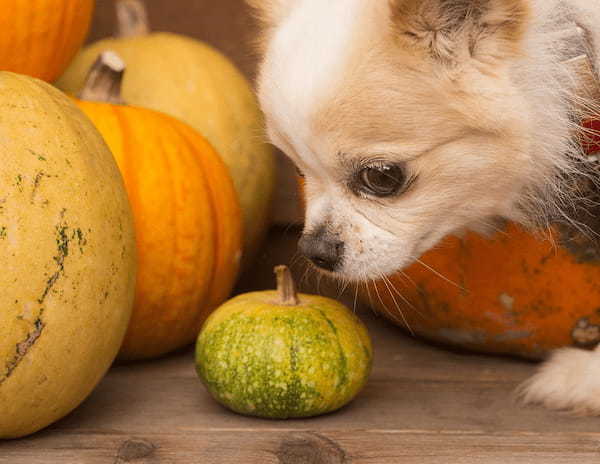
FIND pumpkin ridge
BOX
[156,115,216,339]
[166,119,221,337]
[125,108,199,347]
[22,5,35,73]
[172,127,210,337]
[170,119,219,308]
[109,105,153,336]
[53,1,69,78]
[170,119,241,329]
[152,116,181,326]
[105,105,131,195]
[111,105,143,243]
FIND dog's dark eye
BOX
[357,164,407,197]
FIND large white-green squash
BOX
[0,72,137,439]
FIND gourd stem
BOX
[116,0,150,38]
[78,51,126,104]
[275,265,299,306]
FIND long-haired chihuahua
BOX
[249,0,600,415]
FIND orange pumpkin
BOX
[0,0,94,81]
[361,223,600,360]
[76,52,242,360]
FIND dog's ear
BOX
[390,0,530,65]
[246,0,291,27]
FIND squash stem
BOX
[78,51,126,104]
[275,265,299,306]
[116,0,150,38]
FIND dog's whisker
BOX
[399,270,419,291]
[298,262,312,291]
[353,281,360,313]
[370,278,392,322]
[339,277,351,297]
[371,275,402,333]
[316,271,324,295]
[380,273,415,336]
[288,251,304,271]
[413,258,463,291]
[364,280,376,317]
[381,273,427,322]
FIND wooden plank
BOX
[3,430,600,464]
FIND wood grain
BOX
[4,430,600,464]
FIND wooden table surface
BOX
[3,229,600,464]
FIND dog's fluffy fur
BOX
[249,0,600,415]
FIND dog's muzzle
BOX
[298,227,344,272]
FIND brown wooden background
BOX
[90,0,258,77]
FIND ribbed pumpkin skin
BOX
[0,73,136,439]
[58,33,275,269]
[76,101,242,360]
[0,0,94,81]
[196,292,372,419]
[362,224,600,359]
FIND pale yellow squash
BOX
[0,72,136,438]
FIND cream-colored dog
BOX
[249,0,600,415]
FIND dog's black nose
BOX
[298,228,344,272]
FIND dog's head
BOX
[251,0,577,281]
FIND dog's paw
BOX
[516,346,600,415]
